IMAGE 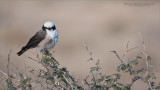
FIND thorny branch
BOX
[138,32,153,90]
[0,34,159,90]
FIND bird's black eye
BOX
[52,26,56,30]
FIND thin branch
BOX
[7,49,12,75]
[129,75,141,88]
[123,41,129,62]
[127,47,138,52]
[23,54,40,63]
[124,41,138,62]
[84,42,95,64]
[91,72,96,89]
[0,70,8,77]
[110,51,123,63]
[138,32,153,90]
[0,70,20,82]
[84,75,90,89]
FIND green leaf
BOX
[65,73,70,79]
[133,59,138,65]
[105,75,111,79]
[90,66,100,73]
[97,76,104,82]
[61,78,67,84]
[147,56,151,61]
[114,73,121,79]
[121,64,126,71]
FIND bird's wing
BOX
[24,30,46,49]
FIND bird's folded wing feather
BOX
[24,30,46,49]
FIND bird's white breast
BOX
[46,29,55,39]
[41,29,58,50]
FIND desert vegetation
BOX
[0,32,160,90]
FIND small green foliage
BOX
[145,74,151,81]
[144,73,156,82]
[147,56,151,61]
[2,41,159,90]
[6,78,16,90]
[121,64,127,71]
[117,64,127,72]
[65,73,70,79]
[136,56,142,59]
[114,73,120,79]
[90,66,101,73]
[133,59,138,65]
[38,50,84,90]
[148,87,151,90]
[43,50,52,56]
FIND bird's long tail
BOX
[17,47,27,56]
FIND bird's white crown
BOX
[44,21,55,28]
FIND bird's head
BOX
[42,21,56,31]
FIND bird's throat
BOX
[46,29,55,39]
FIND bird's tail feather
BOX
[17,47,27,56]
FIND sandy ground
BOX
[0,0,160,89]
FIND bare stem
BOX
[138,32,153,90]
[7,49,12,75]
[110,51,123,63]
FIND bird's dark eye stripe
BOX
[46,27,52,30]
[46,26,56,30]
[42,25,56,31]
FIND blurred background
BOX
[0,0,160,89]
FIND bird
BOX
[17,21,58,56]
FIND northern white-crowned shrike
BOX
[17,21,58,56]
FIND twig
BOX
[129,75,141,88]
[23,54,40,63]
[0,70,20,82]
[123,41,129,62]
[84,42,95,64]
[138,32,153,90]
[110,51,123,63]
[91,72,96,89]
[84,75,90,89]
[0,70,8,77]
[7,49,12,75]
[127,47,138,52]
[124,41,138,62]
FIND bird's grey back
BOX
[24,30,46,49]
